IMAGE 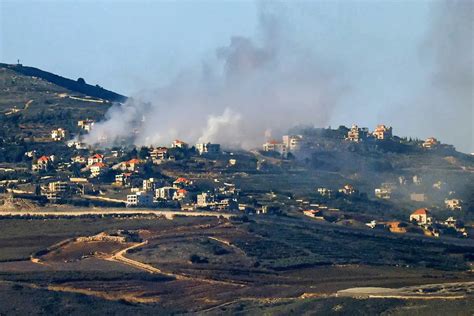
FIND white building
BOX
[51,128,66,141]
[127,191,154,207]
[282,135,303,151]
[445,199,462,211]
[196,192,215,208]
[195,142,220,155]
[155,186,176,200]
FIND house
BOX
[410,208,431,225]
[195,142,220,155]
[171,139,188,149]
[410,193,426,202]
[196,192,215,207]
[339,184,357,196]
[173,189,188,200]
[127,191,154,207]
[317,187,333,197]
[372,124,392,140]
[228,159,237,166]
[42,181,69,203]
[155,186,176,200]
[150,147,168,163]
[77,119,95,132]
[346,124,368,142]
[173,177,192,188]
[282,135,303,151]
[303,209,324,220]
[445,198,462,211]
[142,178,157,192]
[32,156,51,171]
[375,188,391,199]
[71,155,86,164]
[422,137,439,149]
[51,128,66,141]
[88,154,104,166]
[115,173,132,187]
[444,217,457,228]
[412,175,422,185]
[90,162,106,177]
[262,140,287,155]
[125,158,141,172]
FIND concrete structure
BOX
[196,192,215,207]
[282,135,303,151]
[155,186,176,200]
[445,199,462,211]
[88,154,104,166]
[90,162,106,177]
[372,125,392,140]
[410,208,431,225]
[171,139,188,149]
[127,191,154,207]
[78,119,95,132]
[262,140,287,155]
[346,125,368,142]
[32,156,51,172]
[422,137,439,149]
[410,193,426,202]
[195,142,220,155]
[375,188,391,199]
[51,128,66,141]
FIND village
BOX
[0,118,470,242]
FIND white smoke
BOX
[84,3,346,149]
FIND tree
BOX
[77,77,86,84]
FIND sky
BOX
[1,0,472,152]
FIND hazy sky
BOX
[1,0,472,152]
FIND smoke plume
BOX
[84,3,345,149]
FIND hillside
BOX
[0,63,126,103]
[0,64,125,141]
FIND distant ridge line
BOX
[0,63,127,103]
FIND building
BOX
[42,181,68,203]
[410,208,431,225]
[375,188,391,199]
[171,139,188,149]
[51,128,66,141]
[142,178,157,192]
[173,189,188,200]
[303,209,324,220]
[71,155,86,164]
[422,137,439,149]
[32,156,51,171]
[412,175,422,185]
[115,173,132,187]
[445,198,462,211]
[173,177,192,189]
[262,140,287,155]
[90,162,106,177]
[196,192,215,208]
[410,193,426,202]
[150,147,168,163]
[88,154,104,166]
[195,143,220,155]
[282,135,303,151]
[155,186,176,200]
[372,125,392,140]
[124,159,141,172]
[317,187,333,197]
[346,125,369,142]
[127,191,154,207]
[386,221,407,234]
[78,119,95,132]
[339,184,357,196]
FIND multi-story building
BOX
[77,119,95,132]
[155,186,176,200]
[422,137,439,149]
[196,192,215,208]
[346,125,368,142]
[282,135,303,151]
[372,125,393,140]
[51,128,66,141]
[195,143,220,155]
[127,191,154,207]
[445,199,462,211]
[171,139,188,149]
[88,154,104,166]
